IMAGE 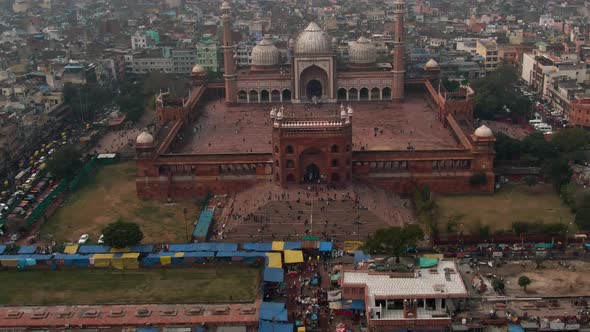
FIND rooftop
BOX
[342,260,468,299]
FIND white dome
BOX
[474,125,493,138]
[424,58,440,70]
[349,36,376,64]
[136,131,154,145]
[251,35,280,66]
[221,1,231,10]
[191,64,205,75]
[294,23,332,55]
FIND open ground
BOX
[437,184,574,235]
[0,266,259,305]
[39,162,201,244]
[477,260,590,297]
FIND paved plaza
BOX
[173,93,461,154]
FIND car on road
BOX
[78,234,89,245]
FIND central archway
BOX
[299,65,329,101]
[307,80,322,98]
[305,163,321,182]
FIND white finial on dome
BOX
[474,125,493,138]
[136,130,154,145]
[270,107,277,119]
[347,104,354,116]
[276,107,284,120]
[340,108,347,119]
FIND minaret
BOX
[221,0,237,104]
[392,0,405,103]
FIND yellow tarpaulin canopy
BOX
[92,253,113,268]
[265,252,282,268]
[111,257,124,270]
[297,327,306,332]
[174,252,184,257]
[64,245,78,254]
[422,253,443,260]
[110,247,130,253]
[123,253,140,269]
[284,250,304,264]
[272,241,285,251]
[160,255,172,266]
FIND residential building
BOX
[475,39,499,71]
[196,39,219,73]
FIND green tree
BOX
[364,225,424,263]
[442,78,460,92]
[560,183,577,209]
[494,133,523,161]
[551,128,590,155]
[575,208,590,231]
[492,278,505,292]
[63,83,110,122]
[524,175,539,190]
[45,145,82,179]
[102,219,144,248]
[522,132,558,164]
[472,65,531,121]
[518,275,532,291]
[543,158,572,192]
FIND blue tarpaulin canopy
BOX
[130,244,154,253]
[263,267,284,282]
[137,328,158,332]
[78,245,111,254]
[258,320,293,332]
[319,241,333,252]
[259,302,288,321]
[243,242,273,252]
[17,245,36,254]
[183,251,214,258]
[419,257,439,268]
[168,243,238,252]
[508,324,525,332]
[284,241,302,250]
[354,250,371,263]
[343,299,366,310]
[0,245,6,254]
[193,208,214,238]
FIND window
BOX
[331,145,339,153]
[274,146,279,153]
[286,160,294,168]
[286,145,294,154]
[331,159,339,167]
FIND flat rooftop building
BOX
[341,260,468,331]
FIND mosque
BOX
[135,0,496,199]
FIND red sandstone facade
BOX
[135,0,495,199]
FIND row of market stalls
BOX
[0,241,333,271]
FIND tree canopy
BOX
[364,225,424,262]
[63,83,111,123]
[575,208,590,231]
[518,275,532,291]
[472,65,531,121]
[102,219,144,248]
[45,145,82,179]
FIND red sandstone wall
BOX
[136,177,271,200]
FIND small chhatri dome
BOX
[474,125,493,138]
[191,64,205,75]
[251,35,280,66]
[349,36,377,64]
[424,58,440,70]
[294,22,332,55]
[221,0,231,10]
[136,131,154,145]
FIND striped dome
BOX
[294,23,332,55]
[349,36,376,64]
[251,35,280,66]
